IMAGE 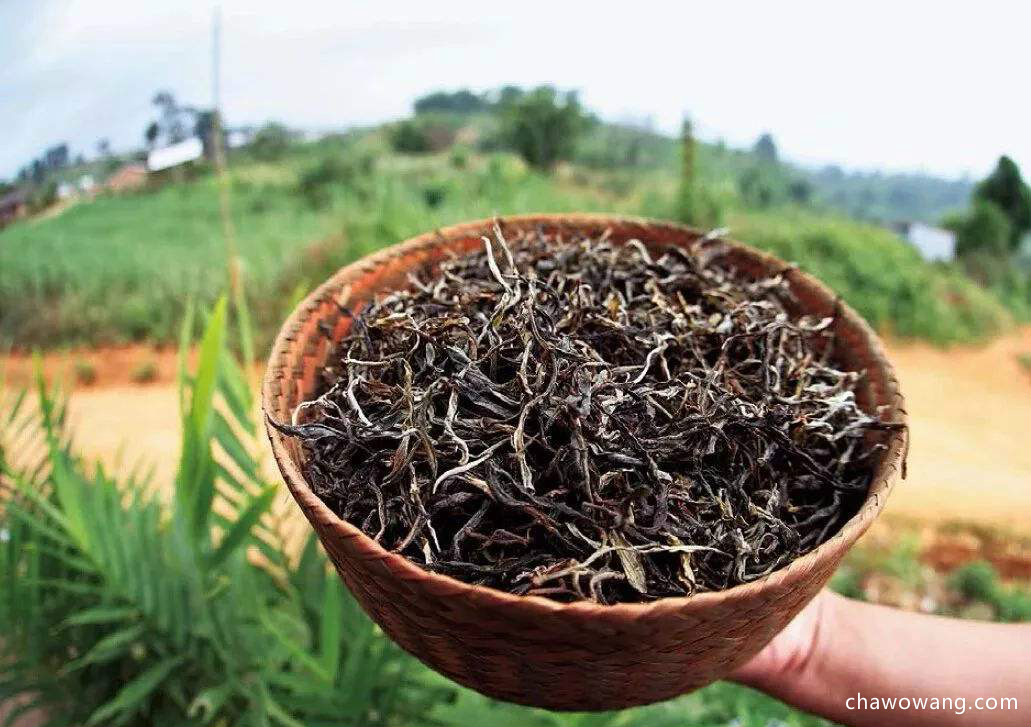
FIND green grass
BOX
[0,164,338,347]
[729,210,1011,344]
[0,132,1015,350]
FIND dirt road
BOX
[5,330,1031,533]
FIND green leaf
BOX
[86,656,184,726]
[62,605,138,629]
[190,297,227,438]
[63,623,146,672]
[319,579,344,682]
[208,484,277,568]
[176,297,226,540]
[177,298,196,417]
[219,350,256,434]
[213,409,259,481]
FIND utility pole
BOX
[211,5,253,363]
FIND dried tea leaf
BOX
[278,225,901,604]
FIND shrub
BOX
[74,358,97,385]
[421,181,448,209]
[449,144,470,169]
[499,86,588,170]
[950,561,999,603]
[130,359,159,383]
[249,122,291,161]
[389,117,456,154]
[296,150,374,209]
[975,155,1031,249]
[731,210,1011,344]
[950,561,1031,622]
[0,300,442,726]
[389,119,432,153]
[946,200,1012,259]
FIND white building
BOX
[893,222,956,262]
[146,137,204,172]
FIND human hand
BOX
[728,589,1031,727]
[731,589,834,698]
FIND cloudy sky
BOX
[3,0,1029,180]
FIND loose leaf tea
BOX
[273,225,901,604]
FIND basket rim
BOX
[262,212,908,618]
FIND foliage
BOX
[803,165,972,224]
[28,179,58,213]
[296,149,375,209]
[730,210,1010,344]
[0,125,1020,350]
[951,562,1031,622]
[0,300,442,726]
[946,199,1012,258]
[130,360,158,384]
[752,133,778,164]
[389,119,432,154]
[414,89,490,115]
[575,123,676,170]
[499,86,589,170]
[73,359,97,386]
[250,123,292,162]
[388,116,456,155]
[974,155,1031,249]
[675,119,722,228]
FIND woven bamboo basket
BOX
[263,214,907,711]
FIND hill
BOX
[0,126,1010,351]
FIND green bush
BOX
[389,119,432,154]
[0,300,443,726]
[296,150,374,209]
[250,122,292,161]
[730,210,1011,344]
[499,87,588,170]
[946,200,1012,259]
[950,561,1031,622]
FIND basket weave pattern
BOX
[263,215,907,710]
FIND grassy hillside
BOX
[0,129,1011,350]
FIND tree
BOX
[96,138,111,158]
[389,120,432,154]
[754,133,778,164]
[414,89,488,115]
[788,178,813,205]
[499,86,587,170]
[676,117,698,223]
[945,200,1012,259]
[151,90,191,144]
[974,156,1031,249]
[739,165,780,208]
[43,143,69,170]
[145,121,160,149]
[250,122,291,160]
[495,85,525,108]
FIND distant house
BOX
[893,221,956,262]
[226,129,254,149]
[0,189,28,227]
[77,174,96,193]
[146,137,204,172]
[105,163,148,193]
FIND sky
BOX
[3,0,1030,181]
